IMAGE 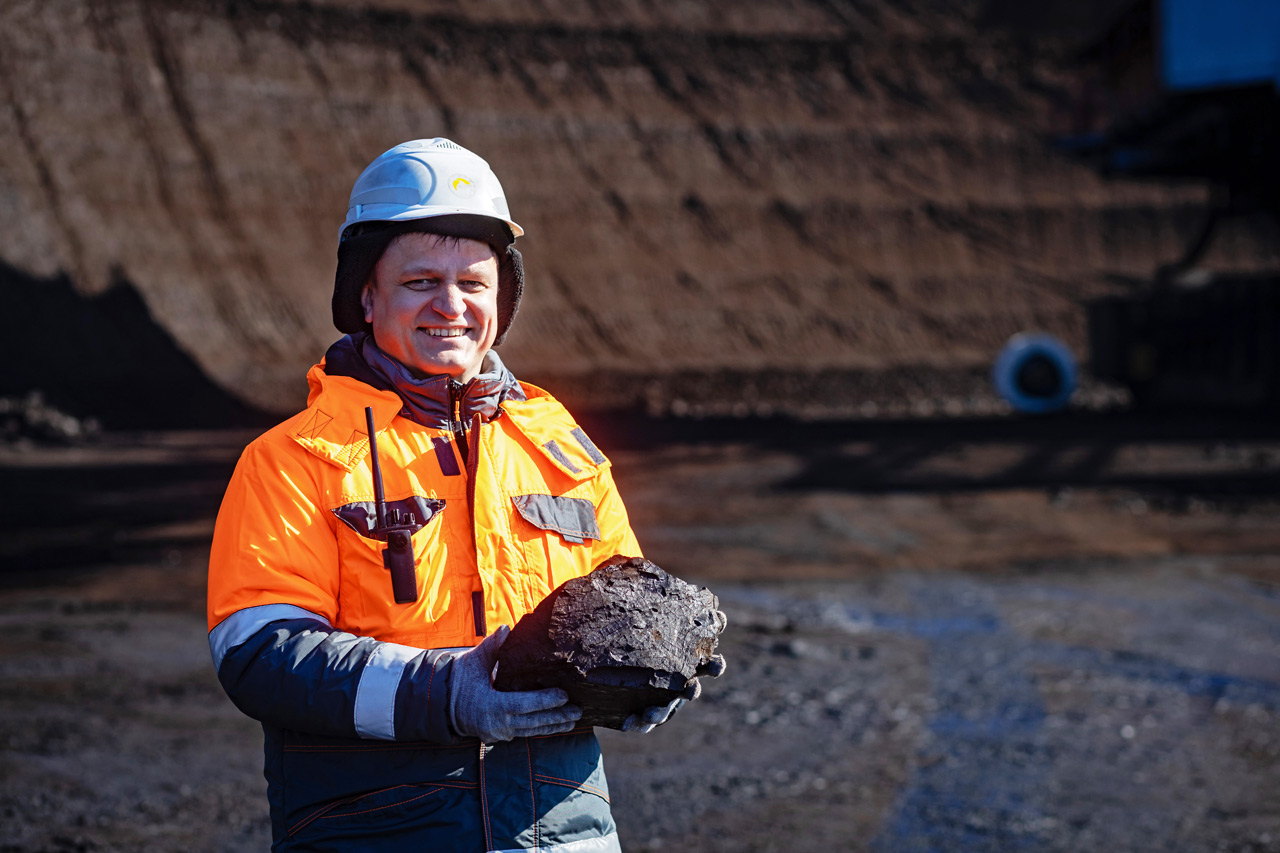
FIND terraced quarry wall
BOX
[1,0,1267,421]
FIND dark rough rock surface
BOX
[494,557,722,729]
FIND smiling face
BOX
[360,232,500,382]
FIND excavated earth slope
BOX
[2,0,1272,418]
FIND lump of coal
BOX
[494,556,723,730]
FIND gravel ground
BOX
[603,561,1280,852]
[1,415,1279,852]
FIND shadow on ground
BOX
[583,408,1280,500]
[4,407,1279,585]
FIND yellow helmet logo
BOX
[448,174,478,199]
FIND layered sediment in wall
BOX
[1,0,1269,420]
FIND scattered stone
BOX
[0,391,100,445]
[494,556,724,729]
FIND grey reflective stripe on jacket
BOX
[352,641,427,739]
[210,603,328,671]
[493,834,622,853]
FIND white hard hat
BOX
[339,138,523,241]
[332,139,527,342]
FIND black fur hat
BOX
[331,214,525,346]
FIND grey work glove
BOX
[622,609,728,733]
[449,625,582,742]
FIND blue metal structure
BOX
[1162,0,1280,92]
[1056,0,1280,410]
[1064,0,1280,197]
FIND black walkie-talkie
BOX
[365,407,419,604]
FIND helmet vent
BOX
[430,140,464,151]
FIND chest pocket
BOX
[332,496,446,540]
[330,495,463,642]
[511,493,600,597]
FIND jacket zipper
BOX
[467,412,485,638]
[478,740,493,850]
[447,380,465,456]
[450,380,487,638]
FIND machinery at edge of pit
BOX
[997,0,1280,414]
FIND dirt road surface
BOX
[2,412,1279,852]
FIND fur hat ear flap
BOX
[332,230,397,334]
[494,245,524,347]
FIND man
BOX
[206,138,723,852]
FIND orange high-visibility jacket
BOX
[208,363,640,646]
[206,352,640,851]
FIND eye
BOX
[402,278,436,291]
[459,278,491,292]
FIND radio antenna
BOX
[366,407,389,530]
[364,407,419,604]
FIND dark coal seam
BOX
[142,0,1022,130]
[142,0,863,66]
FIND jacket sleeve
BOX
[591,464,643,565]
[207,436,457,744]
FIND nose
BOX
[429,282,466,318]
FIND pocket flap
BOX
[333,496,446,541]
[511,494,600,544]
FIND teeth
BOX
[425,328,466,338]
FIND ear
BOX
[360,280,376,324]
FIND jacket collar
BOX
[321,333,525,431]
